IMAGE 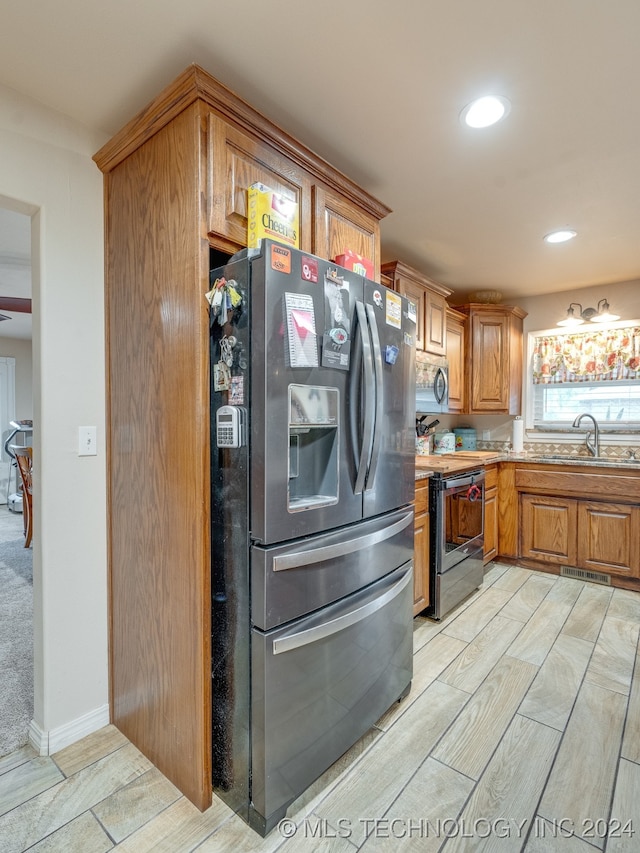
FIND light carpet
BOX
[0,536,33,757]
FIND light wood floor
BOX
[2,562,640,852]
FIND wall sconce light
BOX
[557,298,620,327]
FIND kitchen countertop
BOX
[415,452,500,477]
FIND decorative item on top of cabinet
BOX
[381,261,452,355]
[93,63,392,814]
[413,478,430,615]
[445,308,466,413]
[455,303,527,415]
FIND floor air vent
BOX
[560,566,611,586]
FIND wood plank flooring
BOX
[2,562,640,851]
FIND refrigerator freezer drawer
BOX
[251,507,414,631]
[250,561,413,833]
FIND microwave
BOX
[415,352,449,414]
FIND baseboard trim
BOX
[29,704,110,756]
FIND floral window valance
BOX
[532,325,640,384]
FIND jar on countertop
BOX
[433,431,456,454]
[453,427,477,451]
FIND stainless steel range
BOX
[427,468,485,620]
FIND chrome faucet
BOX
[572,413,600,457]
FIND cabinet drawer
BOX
[484,464,498,490]
[516,467,640,501]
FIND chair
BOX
[11,445,32,548]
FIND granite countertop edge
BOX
[415,453,640,478]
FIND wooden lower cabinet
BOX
[413,478,430,615]
[483,465,498,563]
[521,494,577,565]
[577,501,640,577]
[521,493,640,578]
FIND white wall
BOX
[0,82,109,744]
[518,278,640,339]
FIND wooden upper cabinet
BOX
[456,303,527,414]
[381,262,451,355]
[446,308,466,413]
[313,184,381,279]
[207,115,312,252]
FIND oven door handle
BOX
[441,472,485,492]
[272,563,412,655]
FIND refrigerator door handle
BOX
[272,509,414,571]
[272,563,413,654]
[364,303,384,490]
[353,300,375,495]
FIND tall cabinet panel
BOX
[94,64,390,813]
[99,103,212,810]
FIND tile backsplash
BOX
[477,439,638,460]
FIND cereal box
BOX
[247,182,299,249]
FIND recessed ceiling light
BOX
[460,95,511,128]
[544,229,577,244]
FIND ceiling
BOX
[2,0,640,328]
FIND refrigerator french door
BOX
[210,240,416,835]
[248,247,415,543]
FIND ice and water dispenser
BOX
[288,384,339,511]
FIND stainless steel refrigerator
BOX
[209,240,416,835]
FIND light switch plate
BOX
[78,426,97,456]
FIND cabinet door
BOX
[521,494,577,565]
[312,184,380,277]
[413,480,430,615]
[207,114,312,252]
[577,501,640,578]
[469,310,511,412]
[396,275,427,352]
[395,282,447,356]
[446,310,466,413]
[424,290,447,356]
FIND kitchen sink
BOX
[534,454,640,466]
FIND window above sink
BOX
[526,320,640,432]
